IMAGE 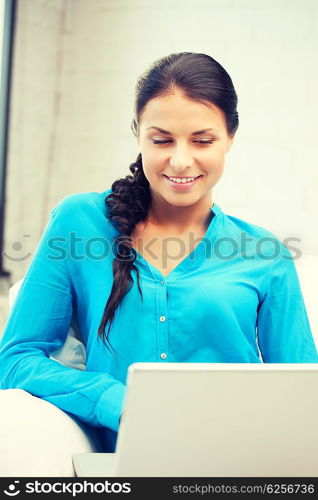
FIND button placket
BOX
[157,279,168,361]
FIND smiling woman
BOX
[99,52,316,362]
[0,52,317,458]
[100,52,240,347]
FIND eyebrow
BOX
[146,126,221,135]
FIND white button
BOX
[160,352,167,359]
[160,315,166,322]
[160,280,165,286]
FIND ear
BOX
[226,135,234,153]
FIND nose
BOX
[169,143,194,171]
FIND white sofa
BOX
[291,254,318,346]
[0,254,317,477]
[0,280,100,477]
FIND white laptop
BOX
[73,362,318,477]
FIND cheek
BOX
[203,146,227,165]
[142,149,166,172]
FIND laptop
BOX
[73,362,318,477]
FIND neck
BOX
[146,194,214,233]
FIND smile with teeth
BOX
[165,175,202,184]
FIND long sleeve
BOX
[256,245,318,363]
[0,198,126,432]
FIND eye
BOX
[152,139,215,145]
[194,140,214,144]
[152,139,172,144]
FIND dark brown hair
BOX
[97,52,239,355]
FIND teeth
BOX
[168,176,196,183]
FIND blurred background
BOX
[0,0,317,332]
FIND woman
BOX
[0,52,317,453]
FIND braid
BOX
[97,153,151,355]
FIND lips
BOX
[163,174,203,190]
[163,175,202,180]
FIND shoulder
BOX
[224,211,279,240]
[48,188,117,238]
[221,210,291,260]
[52,188,112,219]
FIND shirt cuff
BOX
[95,382,127,432]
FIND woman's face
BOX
[136,90,234,208]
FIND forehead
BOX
[139,92,227,134]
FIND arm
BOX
[256,245,318,363]
[0,197,126,432]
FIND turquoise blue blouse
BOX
[0,188,317,451]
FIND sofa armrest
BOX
[0,389,102,477]
[294,254,318,349]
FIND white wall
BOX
[3,0,318,285]
[0,1,5,64]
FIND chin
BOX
[164,194,201,206]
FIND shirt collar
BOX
[211,202,222,217]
